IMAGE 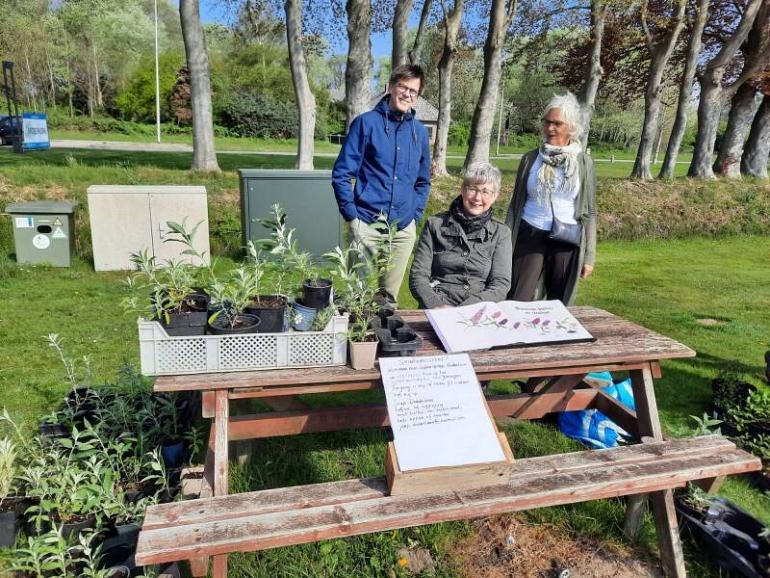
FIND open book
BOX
[425,300,594,353]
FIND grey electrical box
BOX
[87,185,210,271]
[239,170,343,259]
[5,200,77,267]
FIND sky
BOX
[196,0,395,58]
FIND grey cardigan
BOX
[504,149,597,305]
[409,210,512,309]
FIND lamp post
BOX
[154,0,161,143]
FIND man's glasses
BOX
[396,83,419,99]
[463,185,496,199]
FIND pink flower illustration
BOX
[542,319,550,327]
[532,317,540,325]
[492,311,502,318]
[513,321,520,329]
[470,305,487,324]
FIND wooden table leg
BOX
[189,426,216,577]
[213,389,229,578]
[629,365,686,578]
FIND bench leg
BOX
[630,366,686,578]
[188,425,217,577]
[213,390,230,578]
[623,495,646,541]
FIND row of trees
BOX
[0,0,768,179]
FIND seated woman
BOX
[409,162,511,309]
[505,92,596,305]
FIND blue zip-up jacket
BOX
[332,96,431,230]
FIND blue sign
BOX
[22,112,50,151]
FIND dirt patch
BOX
[695,318,727,327]
[448,515,663,578]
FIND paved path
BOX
[52,139,672,164]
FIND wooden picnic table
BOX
[153,306,698,577]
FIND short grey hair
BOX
[543,92,583,142]
[462,162,502,194]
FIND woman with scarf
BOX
[409,162,512,309]
[506,92,596,305]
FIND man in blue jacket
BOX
[332,64,432,306]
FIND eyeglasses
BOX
[463,185,497,199]
[395,83,419,99]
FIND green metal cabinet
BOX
[5,200,77,267]
[239,169,343,259]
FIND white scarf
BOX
[536,141,582,203]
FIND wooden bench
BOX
[135,436,760,571]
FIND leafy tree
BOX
[114,52,184,122]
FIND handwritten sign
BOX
[380,354,506,471]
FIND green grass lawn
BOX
[0,145,767,577]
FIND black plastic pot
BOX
[302,278,333,310]
[161,309,208,336]
[0,499,23,548]
[372,314,422,357]
[207,313,261,335]
[61,514,96,540]
[160,439,186,469]
[676,495,770,578]
[244,295,288,333]
[100,523,140,568]
[39,419,68,440]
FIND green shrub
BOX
[447,121,470,147]
[219,94,298,139]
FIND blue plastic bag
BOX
[557,373,635,449]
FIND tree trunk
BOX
[432,0,465,176]
[465,0,517,167]
[180,0,220,172]
[345,0,372,129]
[285,0,316,170]
[688,0,764,178]
[631,0,686,180]
[408,0,433,64]
[713,83,763,177]
[577,0,607,147]
[92,42,103,109]
[392,0,413,67]
[741,95,770,178]
[659,0,709,179]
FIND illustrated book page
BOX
[425,299,594,353]
[380,354,506,471]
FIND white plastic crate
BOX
[138,314,349,376]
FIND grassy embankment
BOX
[0,144,768,577]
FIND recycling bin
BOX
[5,200,77,266]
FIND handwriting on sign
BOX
[380,354,505,471]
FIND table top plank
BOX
[154,307,695,392]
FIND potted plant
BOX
[676,485,770,578]
[243,240,287,333]
[207,267,261,335]
[295,250,333,310]
[0,437,21,548]
[324,243,380,369]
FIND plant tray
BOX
[138,315,348,376]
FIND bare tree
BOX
[741,94,770,178]
[630,0,686,180]
[392,0,414,66]
[180,0,220,171]
[432,0,465,176]
[688,0,766,178]
[659,0,710,179]
[577,0,608,147]
[345,0,373,129]
[713,83,763,177]
[285,0,316,169]
[408,0,434,64]
[464,0,517,167]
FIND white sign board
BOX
[380,354,505,472]
[22,113,50,150]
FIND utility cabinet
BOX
[87,185,210,271]
[5,200,77,267]
[239,170,343,259]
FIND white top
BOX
[521,154,580,231]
